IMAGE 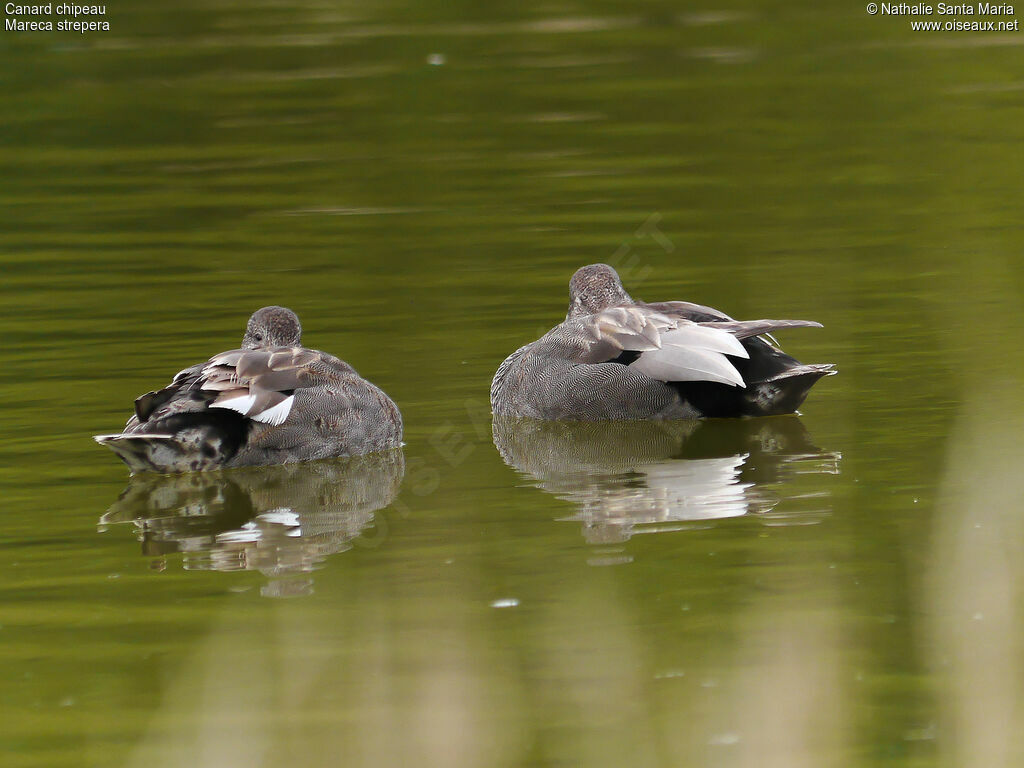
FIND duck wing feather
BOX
[199,347,335,427]
[700,319,823,340]
[576,307,749,387]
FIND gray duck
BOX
[95,306,403,473]
[490,264,834,420]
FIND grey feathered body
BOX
[491,292,834,421]
[99,347,403,474]
[492,320,701,420]
[235,375,402,467]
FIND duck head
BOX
[242,306,302,349]
[567,264,635,319]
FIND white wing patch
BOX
[209,393,294,426]
[629,322,748,387]
[660,324,749,359]
[255,395,294,426]
[210,393,258,416]
[630,346,745,387]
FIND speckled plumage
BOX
[491,264,834,420]
[95,307,403,473]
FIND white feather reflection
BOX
[493,416,839,548]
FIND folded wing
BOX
[630,323,748,386]
[577,307,750,387]
[200,347,322,426]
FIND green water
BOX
[3,1,1024,765]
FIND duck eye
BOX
[254,333,263,342]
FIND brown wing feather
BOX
[204,348,324,389]
[198,346,334,424]
[576,307,672,364]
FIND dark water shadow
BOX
[492,416,839,558]
[98,450,405,597]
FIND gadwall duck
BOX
[95,306,403,474]
[490,264,834,420]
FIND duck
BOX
[490,264,834,420]
[95,306,403,474]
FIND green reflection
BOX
[2,0,1024,766]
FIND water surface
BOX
[3,1,1024,766]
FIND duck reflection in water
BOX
[98,450,404,597]
[492,416,839,554]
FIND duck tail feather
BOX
[766,363,837,382]
[744,363,836,416]
[93,433,206,475]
